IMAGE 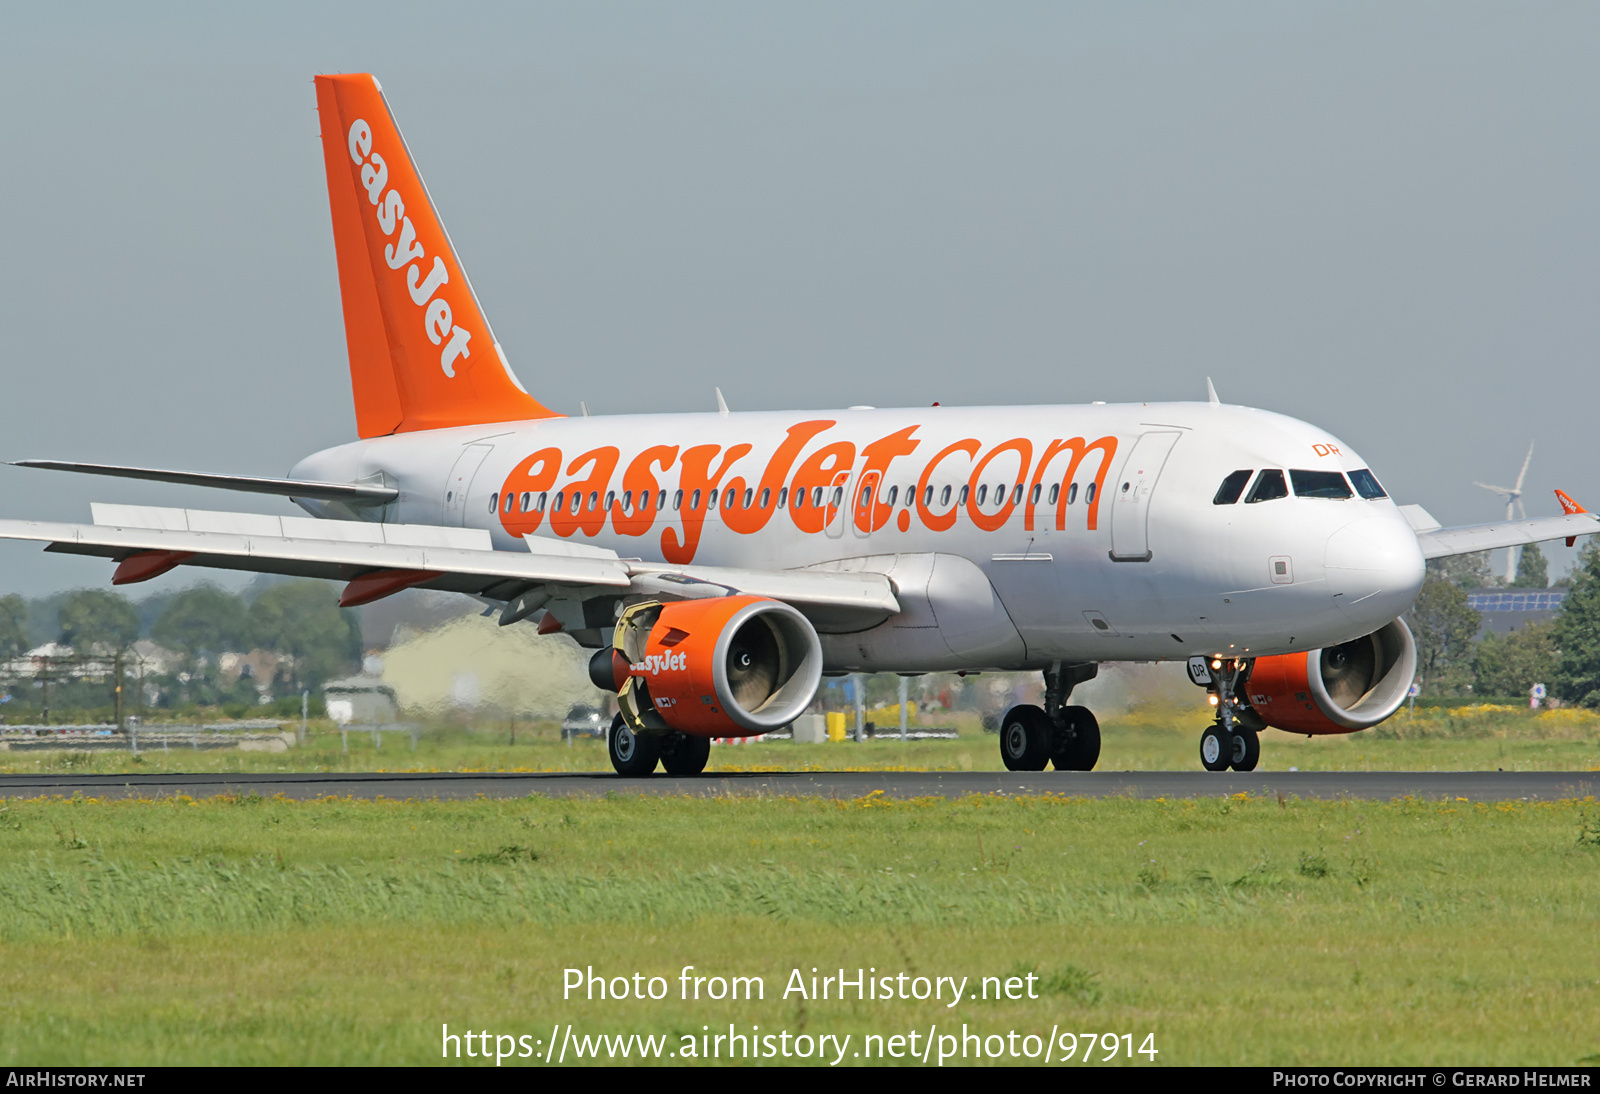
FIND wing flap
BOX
[0,517,632,592]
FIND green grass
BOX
[0,791,1598,1065]
[2,702,1597,777]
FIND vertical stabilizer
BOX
[314,74,558,436]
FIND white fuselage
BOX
[291,401,1425,672]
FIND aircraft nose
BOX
[1324,514,1426,629]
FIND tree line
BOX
[1408,540,1600,705]
[0,579,363,716]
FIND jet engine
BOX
[589,596,824,737]
[1240,619,1417,735]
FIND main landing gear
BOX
[607,715,712,777]
[1189,656,1260,772]
[999,663,1101,772]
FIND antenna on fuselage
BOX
[1206,377,1220,405]
[580,401,591,417]
[715,388,730,416]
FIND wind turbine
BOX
[1475,441,1534,584]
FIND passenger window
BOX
[656,490,666,511]
[778,487,788,508]
[885,485,898,507]
[1289,470,1352,499]
[553,490,565,512]
[1245,469,1288,503]
[488,493,499,513]
[622,490,633,511]
[588,491,599,511]
[860,485,872,507]
[743,488,753,509]
[1349,468,1388,500]
[674,490,684,511]
[905,485,915,506]
[605,491,616,510]
[924,485,935,507]
[940,485,951,507]
[519,492,531,512]
[830,487,843,508]
[1212,469,1253,505]
[705,489,715,510]
[1084,483,1096,504]
[1048,483,1059,505]
[1031,483,1042,505]
[813,486,825,508]
[724,487,736,509]
[1012,484,1023,506]
[976,484,988,506]
[759,487,771,508]
[536,492,548,512]
[958,485,969,505]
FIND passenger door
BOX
[1109,431,1181,561]
[443,444,494,527]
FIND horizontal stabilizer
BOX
[13,460,397,505]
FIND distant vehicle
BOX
[561,704,607,739]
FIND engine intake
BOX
[1242,618,1417,735]
[601,596,823,737]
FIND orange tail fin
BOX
[314,74,558,436]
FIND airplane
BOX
[3,73,1594,776]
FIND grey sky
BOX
[0,2,1594,594]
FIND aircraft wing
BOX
[1408,509,1600,560]
[0,504,898,634]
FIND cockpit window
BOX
[1289,469,1353,499]
[1245,469,1288,503]
[1213,469,1253,505]
[1349,468,1388,500]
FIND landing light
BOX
[1207,695,1219,706]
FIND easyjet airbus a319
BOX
[7,75,1595,774]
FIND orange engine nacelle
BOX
[591,596,824,738]
[1241,619,1417,735]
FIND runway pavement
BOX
[0,769,1594,801]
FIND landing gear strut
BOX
[999,662,1101,772]
[1193,657,1259,772]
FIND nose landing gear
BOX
[999,662,1101,772]
[1190,656,1260,772]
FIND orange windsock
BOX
[314,74,559,436]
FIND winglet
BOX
[1205,377,1219,405]
[1555,489,1588,545]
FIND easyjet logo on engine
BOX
[347,119,474,379]
[633,652,688,675]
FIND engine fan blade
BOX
[1321,636,1377,708]
[725,617,781,709]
